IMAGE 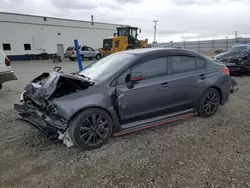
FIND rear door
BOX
[0,49,11,72]
[116,54,174,124]
[167,54,208,111]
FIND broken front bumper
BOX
[14,103,68,139]
[0,71,17,85]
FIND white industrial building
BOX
[0,12,125,60]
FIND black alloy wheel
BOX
[69,108,113,150]
[199,88,220,117]
[79,114,109,146]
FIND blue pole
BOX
[74,39,83,71]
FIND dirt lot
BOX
[0,61,250,188]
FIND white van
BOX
[0,49,17,89]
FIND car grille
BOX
[103,39,112,51]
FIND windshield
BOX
[78,53,136,82]
[118,28,128,36]
[229,46,247,53]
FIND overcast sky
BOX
[1,0,250,42]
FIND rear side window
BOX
[196,57,205,69]
[3,43,11,51]
[66,46,74,51]
[131,57,167,80]
[170,56,196,74]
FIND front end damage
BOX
[215,49,250,74]
[14,71,94,147]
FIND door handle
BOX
[161,82,170,88]
[199,74,206,80]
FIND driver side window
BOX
[116,57,168,85]
[131,57,167,80]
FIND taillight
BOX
[5,57,10,66]
[222,67,230,76]
[72,50,75,54]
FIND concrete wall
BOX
[0,12,125,57]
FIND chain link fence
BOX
[152,37,250,56]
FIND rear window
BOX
[66,46,74,51]
[67,46,81,51]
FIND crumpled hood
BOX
[216,51,248,61]
[24,72,94,100]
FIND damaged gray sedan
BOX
[15,48,238,150]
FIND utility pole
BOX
[153,20,159,43]
[234,31,238,43]
[226,36,228,51]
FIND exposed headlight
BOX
[48,104,58,114]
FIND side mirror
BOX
[139,29,141,33]
[125,72,142,89]
[113,33,117,37]
[130,72,142,82]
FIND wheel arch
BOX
[68,105,121,133]
[70,106,112,122]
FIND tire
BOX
[199,88,220,117]
[88,57,92,60]
[96,54,101,60]
[69,58,74,61]
[68,108,113,150]
[0,84,2,89]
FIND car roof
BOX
[117,48,197,56]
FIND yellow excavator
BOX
[98,26,148,57]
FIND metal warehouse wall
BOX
[152,37,250,54]
[0,12,125,57]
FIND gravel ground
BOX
[0,76,250,188]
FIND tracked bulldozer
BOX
[98,26,148,57]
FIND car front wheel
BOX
[96,54,101,60]
[199,88,220,117]
[68,108,113,150]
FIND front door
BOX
[57,44,64,59]
[116,56,173,124]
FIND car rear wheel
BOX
[199,88,220,117]
[68,108,113,150]
[96,54,101,60]
[69,58,74,61]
